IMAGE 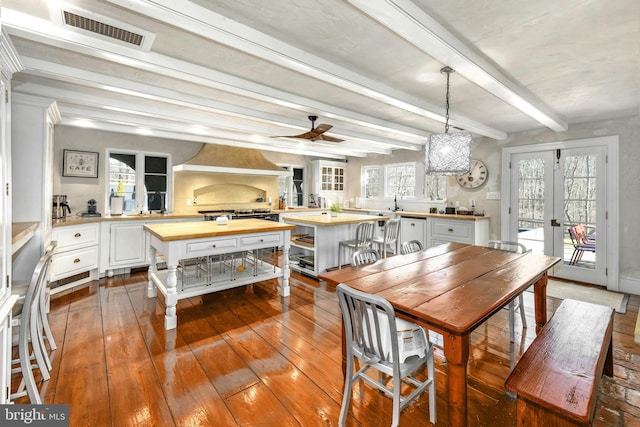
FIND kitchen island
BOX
[145,219,295,329]
[282,212,389,276]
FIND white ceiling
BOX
[3,0,639,159]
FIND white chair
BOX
[400,240,423,255]
[486,240,529,348]
[338,221,375,269]
[351,248,381,267]
[372,218,401,258]
[336,283,436,426]
[11,241,56,403]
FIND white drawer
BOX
[430,219,473,242]
[240,233,281,246]
[186,238,237,255]
[53,223,100,251]
[51,246,99,281]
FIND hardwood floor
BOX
[13,265,640,426]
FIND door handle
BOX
[551,219,561,227]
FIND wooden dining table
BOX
[318,242,561,427]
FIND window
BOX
[108,151,170,213]
[362,166,380,198]
[424,175,447,201]
[278,165,305,207]
[385,163,415,198]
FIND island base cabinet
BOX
[285,220,361,276]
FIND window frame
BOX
[105,149,172,214]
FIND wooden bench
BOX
[505,298,614,426]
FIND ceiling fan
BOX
[272,115,344,142]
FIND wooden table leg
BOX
[443,332,470,427]
[533,273,549,333]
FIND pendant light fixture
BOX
[425,66,472,175]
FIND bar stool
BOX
[372,218,401,257]
[337,221,375,269]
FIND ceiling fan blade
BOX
[270,118,342,142]
[310,134,344,142]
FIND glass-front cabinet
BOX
[311,160,346,205]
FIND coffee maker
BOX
[52,195,71,219]
[81,199,101,217]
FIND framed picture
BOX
[63,149,99,178]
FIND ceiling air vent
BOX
[63,10,144,46]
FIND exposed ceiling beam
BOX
[105,0,507,139]
[2,9,431,146]
[348,0,568,132]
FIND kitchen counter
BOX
[280,212,389,226]
[12,221,39,255]
[53,213,202,227]
[396,211,490,221]
[144,218,295,241]
[342,207,489,221]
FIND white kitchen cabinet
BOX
[51,222,100,294]
[100,217,198,277]
[399,214,490,249]
[108,222,147,271]
[310,160,346,199]
[400,216,427,249]
[427,217,489,247]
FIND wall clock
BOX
[456,159,488,189]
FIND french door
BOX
[502,137,618,289]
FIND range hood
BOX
[173,144,292,176]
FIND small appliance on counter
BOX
[53,195,71,219]
[110,196,124,216]
[81,199,102,217]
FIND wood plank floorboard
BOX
[12,266,640,426]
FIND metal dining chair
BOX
[372,218,401,258]
[338,221,376,269]
[351,248,381,267]
[486,240,529,351]
[400,240,423,255]
[10,241,56,403]
[336,283,437,426]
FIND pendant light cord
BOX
[441,66,455,134]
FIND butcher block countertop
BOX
[281,212,389,226]
[144,218,295,242]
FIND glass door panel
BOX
[509,147,606,285]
